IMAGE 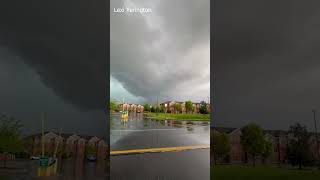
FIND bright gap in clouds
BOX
[110,76,145,104]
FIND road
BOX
[110,113,210,180]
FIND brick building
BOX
[160,101,210,114]
[212,127,320,165]
[118,103,144,113]
[26,132,108,161]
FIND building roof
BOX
[66,134,80,141]
[98,140,107,146]
[211,127,237,134]
[212,127,290,137]
[24,132,106,141]
[263,130,288,137]
[119,103,143,106]
[160,101,175,104]
[78,138,87,143]
[161,101,198,104]
[88,136,100,144]
[43,132,58,139]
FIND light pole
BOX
[312,109,320,166]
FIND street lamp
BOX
[312,109,320,167]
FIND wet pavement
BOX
[111,149,210,180]
[0,159,108,180]
[110,112,210,150]
[110,112,210,180]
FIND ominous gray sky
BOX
[0,0,107,136]
[214,0,320,131]
[110,0,210,104]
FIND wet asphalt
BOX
[110,113,210,180]
[111,149,210,180]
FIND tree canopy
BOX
[185,101,193,113]
[174,103,182,113]
[110,100,118,112]
[240,123,267,166]
[199,101,208,114]
[144,104,151,112]
[212,132,231,164]
[287,123,314,169]
[261,140,273,163]
[0,114,24,167]
[150,106,155,112]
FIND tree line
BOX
[0,114,25,167]
[212,122,319,169]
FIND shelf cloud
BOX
[0,0,108,136]
[110,0,210,104]
[0,0,107,110]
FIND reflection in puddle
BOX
[110,112,210,148]
[111,112,210,130]
[187,126,194,132]
[56,158,108,179]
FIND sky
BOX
[214,0,320,131]
[3,0,318,134]
[0,0,108,137]
[110,0,210,105]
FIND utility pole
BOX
[41,112,45,157]
[312,109,320,166]
[156,96,159,115]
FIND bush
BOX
[150,106,155,112]
[199,101,208,114]
[144,104,151,112]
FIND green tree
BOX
[110,100,118,112]
[86,145,97,156]
[199,101,208,114]
[150,106,155,113]
[287,123,313,169]
[144,104,151,112]
[160,105,166,113]
[240,123,265,166]
[212,133,231,165]
[155,106,160,114]
[185,101,193,114]
[261,140,273,164]
[0,114,24,167]
[174,103,182,113]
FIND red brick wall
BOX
[230,133,243,163]
[76,141,86,159]
[97,141,108,161]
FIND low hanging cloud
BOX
[0,0,107,110]
[110,0,210,103]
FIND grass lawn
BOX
[144,112,210,121]
[0,176,11,180]
[212,165,320,180]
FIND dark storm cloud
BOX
[111,0,210,103]
[0,47,107,136]
[0,0,107,110]
[214,0,320,130]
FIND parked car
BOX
[30,156,40,160]
[87,155,97,162]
